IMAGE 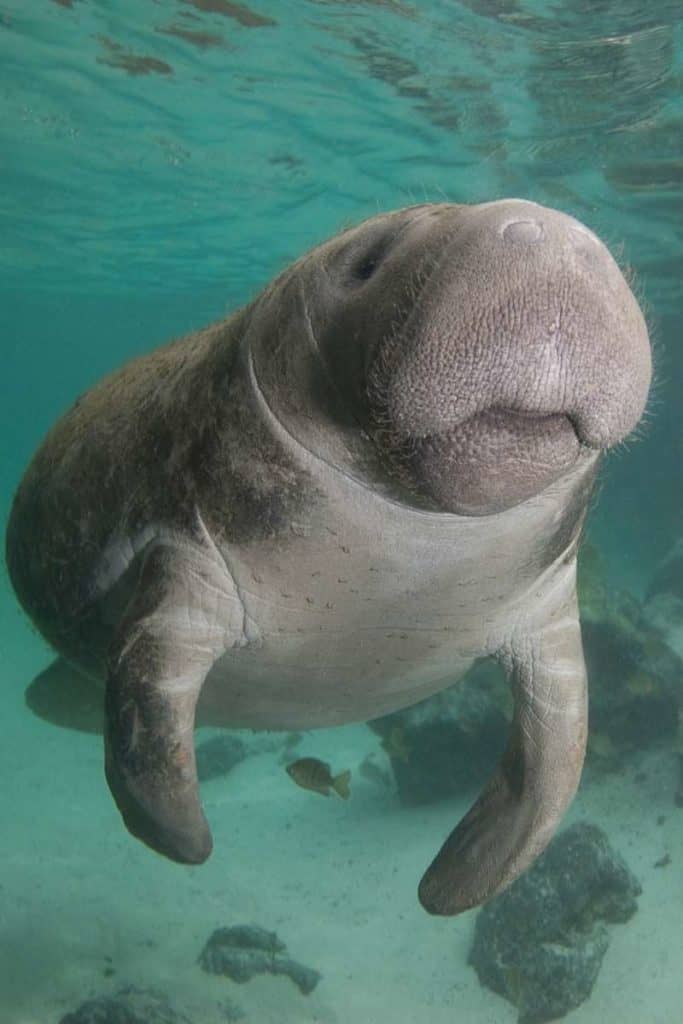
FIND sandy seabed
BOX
[1,582,682,1024]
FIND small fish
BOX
[286,757,351,799]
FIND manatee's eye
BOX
[353,252,380,281]
[349,240,390,284]
[334,221,399,287]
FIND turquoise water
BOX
[1,2,682,1023]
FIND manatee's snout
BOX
[370,199,652,514]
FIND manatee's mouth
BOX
[397,406,589,516]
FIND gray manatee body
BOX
[5,200,651,914]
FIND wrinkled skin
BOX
[6,200,651,914]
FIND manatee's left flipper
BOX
[105,533,240,864]
[419,571,587,914]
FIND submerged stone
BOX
[198,924,321,995]
[644,539,683,663]
[370,658,509,804]
[59,985,193,1024]
[469,822,641,1024]
[373,542,683,807]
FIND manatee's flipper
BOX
[419,576,587,914]
[26,657,103,734]
[105,533,236,864]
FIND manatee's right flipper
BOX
[105,533,238,864]
[418,567,588,914]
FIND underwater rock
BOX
[358,752,393,789]
[369,658,509,805]
[646,539,683,603]
[645,592,683,661]
[575,542,682,764]
[372,549,682,802]
[469,822,641,1024]
[220,996,246,1022]
[203,925,286,955]
[198,925,321,995]
[643,540,683,662]
[373,541,681,803]
[562,543,683,773]
[59,985,193,1024]
[676,753,683,809]
[195,734,247,782]
[582,594,681,760]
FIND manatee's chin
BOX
[414,409,582,515]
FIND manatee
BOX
[5,199,651,915]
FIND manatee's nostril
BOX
[501,219,544,244]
